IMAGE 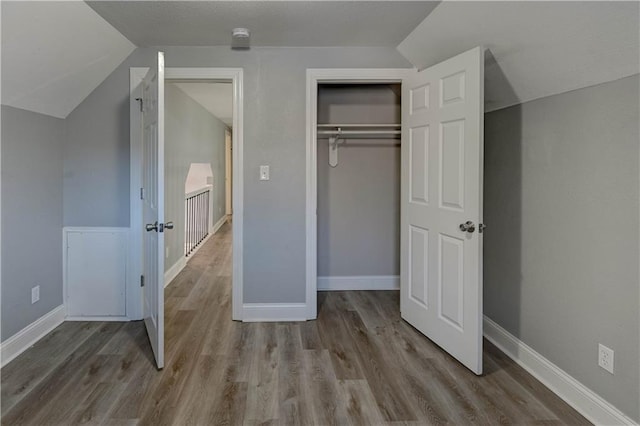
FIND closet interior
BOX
[316,83,402,287]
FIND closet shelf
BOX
[317,123,399,128]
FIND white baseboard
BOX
[483,316,638,426]
[242,303,308,322]
[211,215,228,235]
[318,275,399,291]
[164,256,187,288]
[1,305,66,368]
[65,316,129,322]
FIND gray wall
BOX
[63,46,412,303]
[1,106,65,341]
[317,85,400,276]
[165,82,227,271]
[484,74,640,421]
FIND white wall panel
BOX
[64,228,128,318]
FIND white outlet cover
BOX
[31,285,40,304]
[598,343,614,374]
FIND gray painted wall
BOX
[317,85,400,276]
[484,74,640,421]
[165,82,227,271]
[63,46,412,303]
[1,106,65,341]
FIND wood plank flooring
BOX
[1,221,590,425]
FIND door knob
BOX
[158,221,174,232]
[459,221,475,233]
[145,222,158,232]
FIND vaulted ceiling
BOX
[1,1,638,119]
[1,1,135,118]
[171,82,233,127]
[398,1,640,112]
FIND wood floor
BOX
[1,221,590,425]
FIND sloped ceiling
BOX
[398,1,640,112]
[1,1,135,118]
[2,1,637,119]
[86,1,439,47]
[172,82,233,127]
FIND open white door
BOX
[400,47,484,374]
[141,52,165,369]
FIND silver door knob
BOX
[164,221,174,230]
[459,221,475,233]
[145,222,158,232]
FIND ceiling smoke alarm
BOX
[231,28,250,50]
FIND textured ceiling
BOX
[1,1,135,118]
[86,1,439,47]
[171,82,233,127]
[398,1,640,112]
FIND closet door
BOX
[400,46,484,374]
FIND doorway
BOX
[130,66,244,368]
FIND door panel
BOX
[401,46,484,374]
[141,51,165,370]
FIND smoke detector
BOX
[231,28,250,50]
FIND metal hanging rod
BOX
[318,130,400,137]
[320,125,401,167]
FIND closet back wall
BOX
[317,84,400,278]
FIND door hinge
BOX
[140,187,145,200]
[140,275,145,287]
[135,97,143,112]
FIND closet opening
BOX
[316,83,402,296]
[307,49,485,374]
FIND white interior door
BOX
[400,46,484,374]
[142,52,165,369]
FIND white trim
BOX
[211,214,228,235]
[130,67,244,322]
[242,303,308,322]
[318,275,400,291]
[66,316,129,322]
[305,68,413,320]
[164,257,187,288]
[0,305,66,368]
[484,316,638,426]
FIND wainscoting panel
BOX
[64,227,128,319]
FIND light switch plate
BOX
[260,165,270,181]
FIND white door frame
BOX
[130,67,244,321]
[225,129,233,215]
[305,68,413,319]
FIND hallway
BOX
[1,221,588,425]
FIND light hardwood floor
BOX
[1,221,590,425]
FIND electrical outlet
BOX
[598,343,614,374]
[31,286,40,304]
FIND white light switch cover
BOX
[260,165,270,181]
